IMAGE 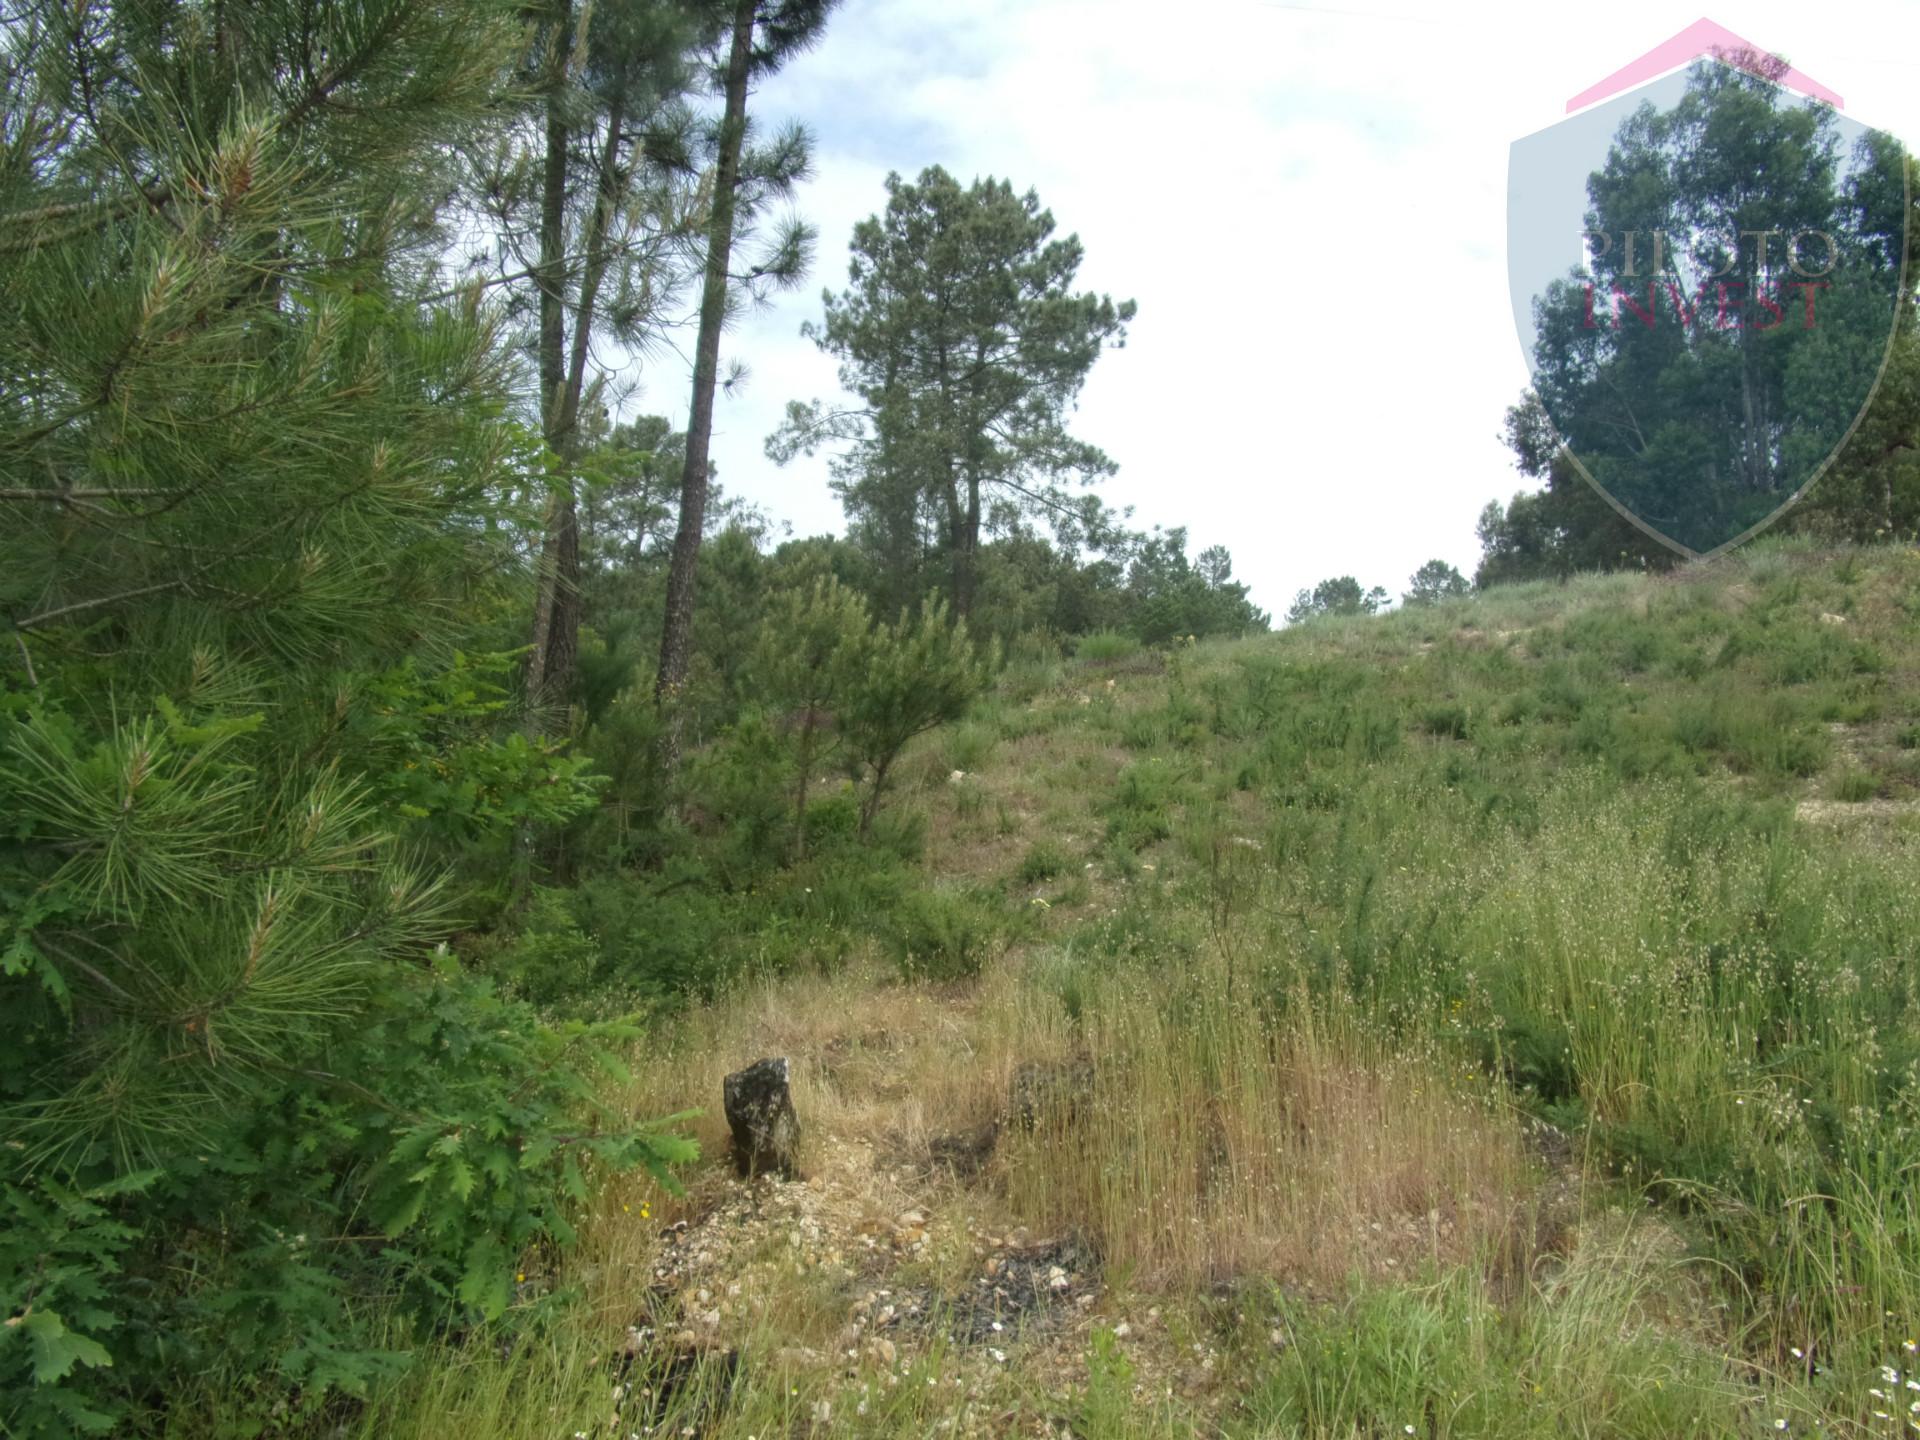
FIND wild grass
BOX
[321,544,1920,1439]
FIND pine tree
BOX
[463,0,712,718]
[769,165,1135,620]
[0,6,686,1427]
[1402,559,1471,607]
[653,0,835,771]
[0,0,519,1160]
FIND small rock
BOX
[865,1337,897,1369]
[1112,1322,1131,1339]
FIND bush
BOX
[886,888,1003,981]
[947,720,998,772]
[489,888,605,1008]
[1105,759,1185,849]
[1076,629,1141,662]
[1832,768,1879,802]
[1018,839,1071,884]
[0,961,693,1435]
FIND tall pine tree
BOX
[770,165,1135,620]
[653,0,834,771]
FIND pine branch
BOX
[0,184,172,233]
[11,578,187,631]
[0,487,171,501]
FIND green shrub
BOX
[1018,839,1070,884]
[1076,629,1141,662]
[886,888,1002,981]
[947,720,997,771]
[1418,702,1471,740]
[1104,759,1184,850]
[1118,707,1165,750]
[1832,768,1879,802]
[489,888,605,1008]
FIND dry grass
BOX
[987,961,1540,1293]
[582,937,1543,1315]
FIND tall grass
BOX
[318,545,1920,1439]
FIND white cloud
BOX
[664,0,1920,613]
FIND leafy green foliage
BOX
[885,886,1003,981]
[1523,62,1905,554]
[0,1170,152,1436]
[1475,393,1681,587]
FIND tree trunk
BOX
[947,468,979,621]
[529,70,629,724]
[655,0,757,770]
[526,4,577,719]
[792,712,816,861]
[858,755,891,839]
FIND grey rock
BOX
[723,1056,799,1178]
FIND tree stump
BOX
[723,1056,799,1178]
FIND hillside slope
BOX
[354,539,1920,1440]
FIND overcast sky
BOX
[639,1,1920,616]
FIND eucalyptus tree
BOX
[1523,59,1908,554]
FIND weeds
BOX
[332,544,1920,1440]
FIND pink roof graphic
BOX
[1566,17,1843,114]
